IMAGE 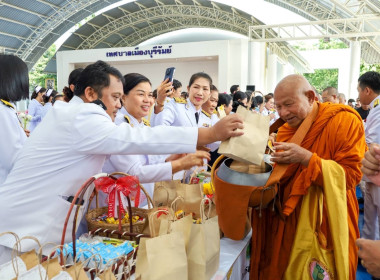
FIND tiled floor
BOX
[357,186,372,280]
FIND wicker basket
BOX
[85,172,154,239]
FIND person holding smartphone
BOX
[102,73,210,202]
[154,72,220,177]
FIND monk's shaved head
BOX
[275,74,314,97]
[274,74,315,127]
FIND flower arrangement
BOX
[18,112,33,129]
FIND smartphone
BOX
[164,67,175,83]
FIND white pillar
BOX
[266,53,278,93]
[248,42,266,92]
[347,41,361,99]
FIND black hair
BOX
[63,68,83,102]
[0,54,29,102]
[348,98,355,103]
[358,71,380,94]
[172,79,182,90]
[123,73,151,95]
[267,93,274,97]
[74,61,124,98]
[43,89,58,103]
[254,95,264,106]
[218,93,232,107]
[188,72,212,88]
[181,91,189,99]
[210,85,218,92]
[52,93,64,105]
[31,87,46,100]
[232,91,247,112]
[230,85,239,94]
[152,89,157,99]
[233,91,247,103]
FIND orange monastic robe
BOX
[250,102,366,279]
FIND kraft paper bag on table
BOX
[218,105,270,165]
[153,180,181,207]
[159,197,193,250]
[146,231,188,280]
[187,199,220,280]
[66,263,89,280]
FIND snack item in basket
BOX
[57,237,135,269]
[175,210,185,220]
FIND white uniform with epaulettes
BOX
[0,99,27,185]
[362,95,380,240]
[102,106,172,202]
[154,97,220,178]
[0,99,198,254]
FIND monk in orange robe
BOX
[250,75,366,279]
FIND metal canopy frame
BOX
[1,0,379,70]
[249,17,380,42]
[265,0,380,63]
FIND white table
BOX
[212,231,252,280]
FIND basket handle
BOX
[60,176,96,265]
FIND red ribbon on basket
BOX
[94,176,142,218]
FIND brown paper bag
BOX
[218,105,270,165]
[98,267,117,280]
[146,231,188,280]
[66,263,89,280]
[19,250,39,270]
[153,180,181,207]
[176,182,204,218]
[135,237,150,280]
[41,257,62,279]
[187,200,220,280]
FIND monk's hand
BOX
[362,143,380,176]
[211,114,244,141]
[356,238,380,277]
[271,142,313,166]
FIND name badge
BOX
[202,123,210,128]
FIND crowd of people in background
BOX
[1,52,380,279]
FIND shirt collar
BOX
[121,107,144,127]
[369,95,380,110]
[187,98,202,114]
[69,95,84,104]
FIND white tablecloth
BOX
[212,231,252,280]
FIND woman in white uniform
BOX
[103,73,210,201]
[27,86,46,132]
[41,89,57,119]
[154,72,219,177]
[0,54,29,185]
[261,94,279,125]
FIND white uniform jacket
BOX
[41,102,52,119]
[0,100,198,251]
[103,107,172,200]
[365,96,380,145]
[0,100,27,185]
[199,110,220,152]
[27,99,43,132]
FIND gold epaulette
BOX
[174,97,187,104]
[201,110,211,118]
[142,118,150,127]
[375,99,379,108]
[0,99,15,109]
[124,115,133,127]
